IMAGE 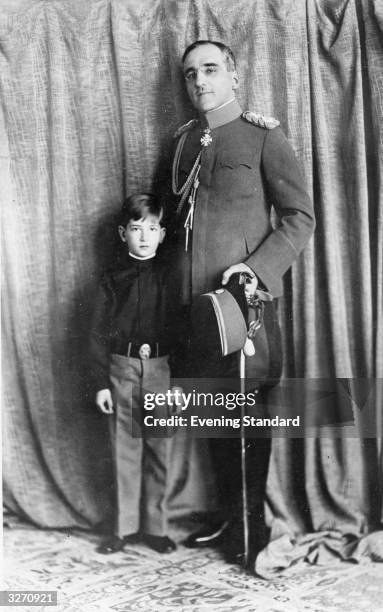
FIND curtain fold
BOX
[1,0,381,566]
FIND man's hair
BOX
[182,40,237,72]
[119,193,163,226]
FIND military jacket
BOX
[173,99,315,300]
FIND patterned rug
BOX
[3,518,383,612]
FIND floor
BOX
[3,518,383,612]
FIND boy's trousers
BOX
[109,353,171,537]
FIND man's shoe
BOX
[143,535,177,554]
[183,521,229,548]
[97,533,140,554]
[222,521,270,568]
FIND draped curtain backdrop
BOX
[1,0,382,572]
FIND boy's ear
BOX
[159,227,166,243]
[118,225,127,242]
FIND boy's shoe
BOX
[142,535,177,554]
[97,533,140,554]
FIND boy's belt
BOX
[112,340,167,360]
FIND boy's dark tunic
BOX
[90,253,172,391]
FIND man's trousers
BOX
[191,300,283,551]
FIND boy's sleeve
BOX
[89,276,113,393]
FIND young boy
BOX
[89,193,178,555]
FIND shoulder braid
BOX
[242,111,280,130]
[173,119,199,139]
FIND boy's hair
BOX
[182,40,237,72]
[119,193,163,226]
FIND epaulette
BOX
[242,111,280,130]
[173,119,199,139]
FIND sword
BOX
[239,348,249,567]
[238,272,272,568]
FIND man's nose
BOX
[140,229,148,241]
[195,69,206,88]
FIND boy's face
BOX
[118,214,165,259]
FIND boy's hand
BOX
[168,386,185,416]
[96,389,114,414]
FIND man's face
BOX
[183,44,238,113]
[118,214,165,259]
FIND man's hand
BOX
[221,263,257,287]
[96,389,114,414]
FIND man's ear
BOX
[118,225,127,242]
[159,227,166,243]
[232,70,239,91]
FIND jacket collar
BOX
[201,98,242,130]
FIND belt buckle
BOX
[139,343,151,360]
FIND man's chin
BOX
[196,103,216,113]
[193,96,215,113]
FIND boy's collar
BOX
[116,250,156,269]
[128,252,156,261]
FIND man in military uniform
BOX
[170,40,315,563]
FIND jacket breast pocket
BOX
[215,152,255,197]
